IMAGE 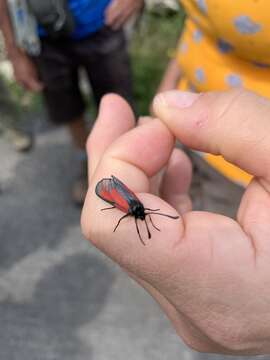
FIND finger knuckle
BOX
[212,88,249,124]
[203,89,251,156]
[181,336,209,353]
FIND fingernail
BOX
[154,91,199,109]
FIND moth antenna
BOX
[101,206,115,211]
[145,212,179,220]
[144,218,151,239]
[148,214,160,231]
[135,218,146,246]
[113,214,130,232]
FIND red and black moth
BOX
[95,175,179,245]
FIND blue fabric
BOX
[39,0,112,39]
[69,0,112,38]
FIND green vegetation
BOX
[131,10,185,115]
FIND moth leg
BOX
[135,218,146,246]
[144,218,151,239]
[148,214,160,232]
[145,212,179,220]
[113,214,130,232]
[144,208,160,212]
[101,206,115,211]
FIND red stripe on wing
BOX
[95,178,130,213]
[110,188,129,212]
[99,188,114,203]
[111,175,139,203]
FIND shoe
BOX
[72,160,88,206]
[7,128,33,152]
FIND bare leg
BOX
[69,115,89,205]
[68,115,88,149]
[113,214,130,232]
[135,218,146,246]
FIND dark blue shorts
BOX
[33,26,133,124]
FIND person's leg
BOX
[33,38,88,205]
[68,115,88,149]
[67,115,88,206]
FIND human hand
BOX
[81,89,270,355]
[10,51,43,92]
[105,0,144,30]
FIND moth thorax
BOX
[130,200,145,220]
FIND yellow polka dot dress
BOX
[177,0,270,185]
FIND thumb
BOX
[153,89,270,183]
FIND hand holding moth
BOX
[82,93,191,249]
[82,90,270,356]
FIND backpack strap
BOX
[27,0,75,37]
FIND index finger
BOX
[153,89,270,184]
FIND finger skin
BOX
[153,88,270,257]
[105,0,120,25]
[161,148,192,214]
[87,93,135,181]
[138,116,192,213]
[82,118,181,258]
[153,89,270,182]
[82,96,182,272]
[24,78,43,92]
[105,0,134,28]
[12,55,43,92]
